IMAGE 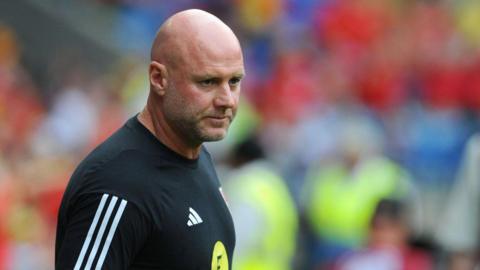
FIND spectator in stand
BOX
[301,107,424,269]
[334,199,432,270]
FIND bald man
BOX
[55,9,244,270]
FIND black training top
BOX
[55,116,235,270]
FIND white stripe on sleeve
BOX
[74,194,109,270]
[94,199,128,270]
[84,196,118,270]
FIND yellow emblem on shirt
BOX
[211,241,228,270]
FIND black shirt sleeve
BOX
[55,192,151,270]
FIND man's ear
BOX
[149,61,168,96]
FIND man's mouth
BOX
[205,115,232,126]
[207,115,232,121]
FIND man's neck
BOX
[137,106,201,159]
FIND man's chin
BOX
[202,134,226,142]
[199,129,228,142]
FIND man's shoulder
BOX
[73,146,167,189]
[74,115,169,178]
[66,149,169,219]
[67,120,165,196]
[73,123,137,175]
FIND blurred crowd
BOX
[1,0,480,269]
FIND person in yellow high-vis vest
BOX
[223,136,298,270]
[303,155,420,269]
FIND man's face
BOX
[162,41,244,146]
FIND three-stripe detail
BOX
[187,207,203,227]
[74,194,128,270]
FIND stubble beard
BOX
[187,112,233,143]
[163,100,232,146]
[172,113,232,145]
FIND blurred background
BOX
[1,0,479,269]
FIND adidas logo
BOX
[187,207,203,227]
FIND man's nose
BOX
[214,83,236,108]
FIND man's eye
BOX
[200,79,216,86]
[229,77,241,85]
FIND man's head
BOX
[148,9,245,148]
